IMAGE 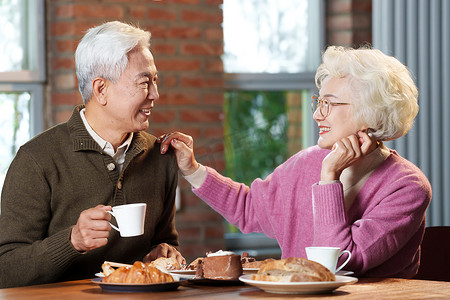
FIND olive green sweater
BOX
[0,105,179,288]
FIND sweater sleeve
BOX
[0,148,82,288]
[193,166,287,239]
[311,163,431,276]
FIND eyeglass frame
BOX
[311,95,352,118]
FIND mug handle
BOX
[336,250,351,273]
[107,211,120,232]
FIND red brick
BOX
[205,59,223,72]
[52,92,83,106]
[161,92,200,105]
[50,22,78,36]
[205,227,224,239]
[353,0,373,12]
[54,4,75,18]
[165,0,201,4]
[203,92,224,104]
[353,14,371,29]
[353,30,372,46]
[168,27,202,39]
[148,8,177,21]
[204,127,223,139]
[176,227,202,241]
[205,0,223,5]
[180,193,203,207]
[180,76,223,88]
[149,127,180,138]
[180,109,222,123]
[182,10,222,23]
[130,5,146,19]
[150,109,176,123]
[327,15,353,30]
[103,0,140,3]
[55,109,73,124]
[179,210,224,223]
[205,27,223,41]
[148,25,169,39]
[156,59,202,71]
[328,0,352,13]
[152,43,176,55]
[51,57,75,70]
[181,43,223,56]
[56,40,78,52]
[54,73,77,90]
[77,4,124,18]
[160,74,177,87]
[328,30,353,46]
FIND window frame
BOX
[0,0,45,136]
[222,0,325,256]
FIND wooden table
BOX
[1,277,450,299]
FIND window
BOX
[0,0,45,199]
[222,0,323,258]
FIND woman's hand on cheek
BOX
[321,131,376,181]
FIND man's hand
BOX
[70,205,112,252]
[143,243,186,266]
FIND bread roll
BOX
[242,258,275,268]
[251,257,335,282]
[149,257,180,273]
[102,261,174,284]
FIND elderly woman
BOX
[160,46,432,278]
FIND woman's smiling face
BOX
[313,76,360,150]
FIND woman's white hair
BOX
[315,45,419,141]
[75,21,151,103]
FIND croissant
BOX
[102,261,174,284]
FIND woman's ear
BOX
[92,77,108,105]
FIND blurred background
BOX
[0,0,448,263]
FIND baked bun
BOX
[251,257,335,282]
[149,257,180,273]
[242,258,275,268]
[102,261,174,284]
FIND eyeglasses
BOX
[311,95,352,118]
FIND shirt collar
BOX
[79,108,133,155]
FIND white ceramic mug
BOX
[108,203,146,237]
[305,246,351,274]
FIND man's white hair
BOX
[75,21,151,103]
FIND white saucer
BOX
[239,274,358,294]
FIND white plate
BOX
[170,269,196,276]
[336,270,354,276]
[92,277,182,293]
[238,274,358,294]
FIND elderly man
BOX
[0,21,184,288]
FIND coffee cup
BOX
[305,246,351,274]
[108,203,146,237]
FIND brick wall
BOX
[45,0,226,263]
[325,0,372,47]
[45,0,372,263]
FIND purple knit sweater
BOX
[193,145,431,278]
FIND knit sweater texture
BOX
[194,145,431,278]
[0,105,179,288]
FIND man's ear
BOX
[92,77,108,105]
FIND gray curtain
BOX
[373,0,450,226]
